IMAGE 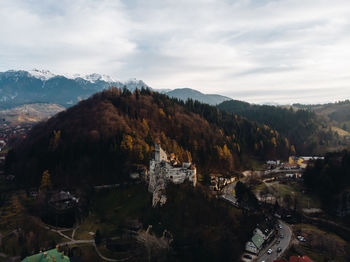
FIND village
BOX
[0,142,347,262]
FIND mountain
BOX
[166,88,232,105]
[217,100,349,154]
[0,103,65,125]
[6,88,291,187]
[0,70,149,109]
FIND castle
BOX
[148,144,197,207]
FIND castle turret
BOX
[155,143,167,162]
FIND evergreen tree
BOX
[39,170,52,192]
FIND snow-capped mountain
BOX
[28,69,56,81]
[0,70,150,109]
[0,69,233,109]
[63,72,117,83]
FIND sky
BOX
[1,0,350,104]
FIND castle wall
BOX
[149,144,197,207]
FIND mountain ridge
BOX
[0,70,232,109]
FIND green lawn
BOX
[268,182,321,209]
[293,224,348,244]
[285,223,350,262]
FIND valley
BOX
[0,87,349,262]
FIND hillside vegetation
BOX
[0,103,65,124]
[6,88,291,187]
[303,150,350,215]
[218,100,345,154]
[294,100,350,131]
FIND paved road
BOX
[256,220,292,262]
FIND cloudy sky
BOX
[1,0,350,104]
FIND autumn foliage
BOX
[7,88,290,187]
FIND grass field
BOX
[252,181,321,209]
[331,126,350,137]
[285,223,350,262]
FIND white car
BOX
[297,235,306,242]
[267,248,272,254]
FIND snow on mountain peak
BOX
[83,73,116,83]
[28,69,56,81]
[63,72,117,83]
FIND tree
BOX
[290,145,296,155]
[49,130,61,151]
[201,171,211,186]
[39,170,52,192]
[235,181,246,203]
[95,229,101,245]
[283,194,292,208]
[273,199,280,212]
[0,194,25,229]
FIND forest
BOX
[303,150,350,215]
[217,100,342,154]
[5,88,292,188]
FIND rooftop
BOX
[251,233,264,249]
[21,248,70,262]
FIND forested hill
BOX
[6,88,291,187]
[294,100,350,132]
[304,150,350,215]
[217,100,344,154]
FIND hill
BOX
[294,100,350,134]
[166,88,232,105]
[217,100,346,154]
[0,103,65,125]
[303,150,350,217]
[6,88,291,187]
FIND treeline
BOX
[144,183,262,262]
[6,88,292,187]
[217,100,338,154]
[303,150,350,213]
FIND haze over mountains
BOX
[1,69,349,152]
[0,69,231,109]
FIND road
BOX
[256,220,292,262]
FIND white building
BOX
[148,144,197,207]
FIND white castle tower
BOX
[148,143,197,207]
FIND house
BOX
[21,246,70,262]
[289,256,314,262]
[274,256,314,262]
[251,233,264,250]
[245,241,259,254]
[245,217,276,254]
[283,163,299,170]
[289,156,324,168]
[49,191,79,211]
[255,217,275,240]
[266,160,280,165]
[210,174,236,191]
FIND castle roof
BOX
[21,248,70,262]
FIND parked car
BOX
[280,233,284,238]
[297,235,306,242]
[278,224,283,229]
[275,240,280,244]
[277,247,282,253]
[243,254,252,259]
[267,248,272,254]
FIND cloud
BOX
[0,0,350,103]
